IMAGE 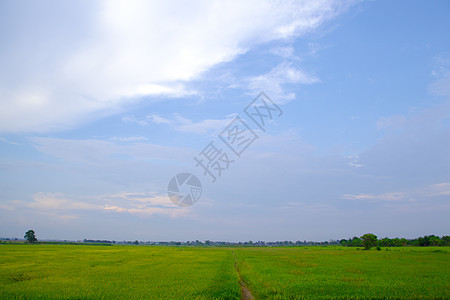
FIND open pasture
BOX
[0,244,448,299]
[234,246,450,299]
[0,244,240,299]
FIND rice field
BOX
[234,246,450,299]
[0,244,448,299]
[0,244,240,299]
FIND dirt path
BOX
[232,252,254,300]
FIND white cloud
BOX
[248,62,319,103]
[0,137,20,145]
[101,192,189,217]
[0,0,354,133]
[423,183,450,197]
[104,192,174,208]
[147,115,172,125]
[342,192,406,202]
[270,46,296,58]
[146,113,238,135]
[17,191,188,218]
[30,136,193,164]
[28,192,103,210]
[376,115,406,130]
[341,182,450,204]
[121,115,149,126]
[430,55,450,97]
[349,161,365,168]
[430,72,450,97]
[109,136,148,142]
[123,84,195,99]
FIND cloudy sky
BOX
[1,0,449,242]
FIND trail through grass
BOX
[1,244,448,299]
[232,251,254,300]
[233,246,450,299]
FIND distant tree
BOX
[392,238,402,247]
[429,235,443,246]
[350,236,363,247]
[418,236,431,246]
[24,230,37,243]
[361,233,377,250]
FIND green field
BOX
[0,244,448,299]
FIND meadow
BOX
[234,246,450,299]
[0,244,448,299]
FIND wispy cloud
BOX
[341,182,450,203]
[133,113,238,135]
[429,55,450,97]
[101,192,189,217]
[30,136,193,163]
[424,183,450,197]
[0,137,20,145]
[109,136,148,142]
[121,115,149,126]
[376,115,406,130]
[341,192,406,202]
[247,62,319,103]
[28,192,102,210]
[270,46,296,59]
[123,83,195,99]
[16,191,188,218]
[0,0,354,133]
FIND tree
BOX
[418,236,431,246]
[24,230,37,243]
[349,236,363,247]
[361,233,377,250]
[442,236,450,246]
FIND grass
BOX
[234,246,450,299]
[0,244,240,299]
[0,244,449,299]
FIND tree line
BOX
[341,234,450,248]
[17,230,450,249]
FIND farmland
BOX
[0,244,449,299]
[235,246,450,299]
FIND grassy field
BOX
[0,244,448,299]
[0,244,240,299]
[234,246,450,299]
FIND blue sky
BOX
[1,0,449,241]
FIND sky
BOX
[1,0,449,242]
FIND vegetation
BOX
[24,230,37,243]
[0,244,448,299]
[3,233,448,248]
[340,234,450,247]
[361,233,377,250]
[0,244,240,299]
[234,246,449,299]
